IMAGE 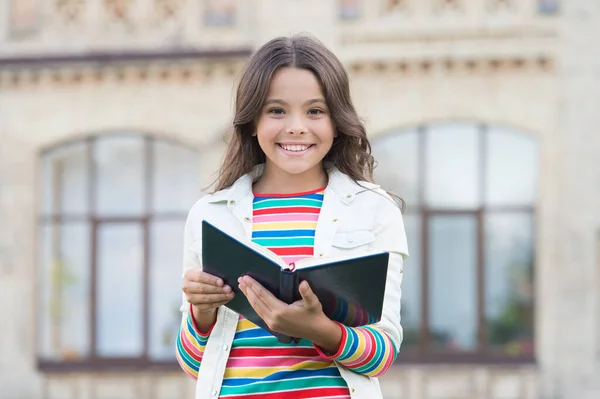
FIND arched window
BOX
[37,134,202,369]
[372,122,537,362]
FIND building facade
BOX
[0,0,599,398]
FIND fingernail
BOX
[223,285,231,293]
[216,279,223,287]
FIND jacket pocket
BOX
[332,230,375,249]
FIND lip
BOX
[276,142,314,146]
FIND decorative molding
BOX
[0,53,556,90]
[383,0,409,13]
[0,49,251,89]
[341,27,557,45]
[0,62,246,90]
[347,55,555,76]
[434,0,463,13]
[55,0,86,26]
[0,48,251,67]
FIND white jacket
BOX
[181,165,409,399]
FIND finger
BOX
[242,276,282,310]
[239,278,272,319]
[192,299,231,312]
[187,292,234,305]
[184,281,232,295]
[185,269,224,287]
[197,271,225,287]
[185,269,219,285]
[298,281,319,308]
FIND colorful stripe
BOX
[219,316,349,398]
[175,186,398,397]
[251,189,324,265]
[175,307,211,379]
[314,324,398,378]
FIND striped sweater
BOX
[176,188,397,398]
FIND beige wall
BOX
[0,58,553,399]
[1,0,599,398]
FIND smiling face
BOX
[254,67,335,191]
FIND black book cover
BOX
[201,220,389,343]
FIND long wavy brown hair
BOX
[214,34,376,191]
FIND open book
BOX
[201,220,389,343]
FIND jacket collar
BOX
[206,163,380,205]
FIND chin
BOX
[273,161,320,176]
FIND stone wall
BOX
[36,366,539,399]
[2,1,599,398]
[546,0,600,397]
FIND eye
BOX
[267,107,285,115]
[308,108,325,115]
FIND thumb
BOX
[299,281,319,307]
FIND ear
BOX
[252,131,257,137]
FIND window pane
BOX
[9,0,40,36]
[95,136,145,216]
[428,215,477,351]
[485,213,534,356]
[425,124,479,208]
[96,223,144,357]
[41,142,88,216]
[372,130,419,207]
[400,213,421,349]
[153,141,200,214]
[486,128,538,206]
[538,0,559,14]
[149,219,186,359]
[38,222,91,360]
[339,0,360,20]
[204,0,236,25]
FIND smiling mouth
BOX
[277,143,314,152]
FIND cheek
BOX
[256,118,281,140]
[315,120,336,143]
[255,120,282,151]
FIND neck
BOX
[253,164,328,195]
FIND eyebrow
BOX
[263,98,326,106]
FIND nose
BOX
[286,114,307,135]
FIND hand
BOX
[182,269,235,313]
[238,275,342,351]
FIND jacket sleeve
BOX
[314,192,408,377]
[175,201,216,379]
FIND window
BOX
[372,122,537,362]
[339,0,360,20]
[38,134,202,369]
[538,0,559,15]
[9,0,41,37]
[204,0,236,26]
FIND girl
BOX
[177,35,408,399]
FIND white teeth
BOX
[280,144,309,152]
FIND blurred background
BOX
[0,0,599,398]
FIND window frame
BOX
[37,134,195,372]
[376,123,537,364]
